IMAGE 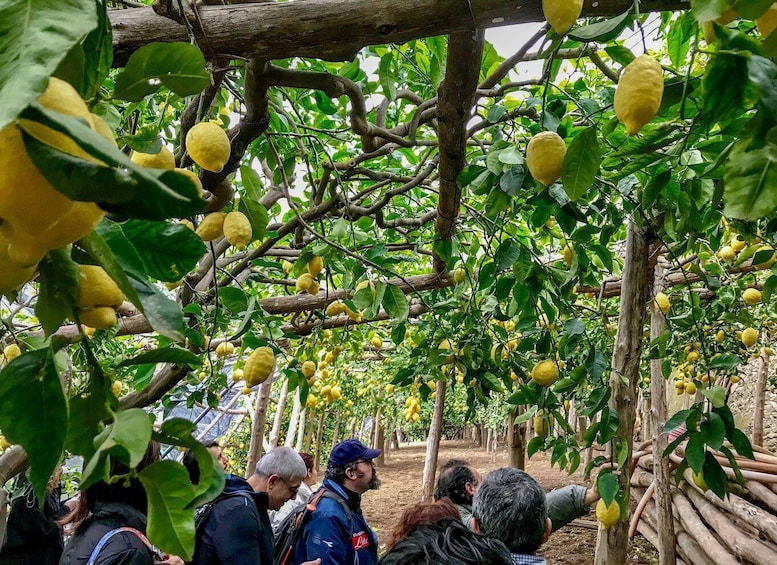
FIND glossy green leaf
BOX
[121,220,206,283]
[700,412,725,449]
[0,348,67,505]
[597,470,619,506]
[701,52,751,127]
[0,0,96,130]
[561,126,600,200]
[723,137,777,220]
[36,248,80,335]
[568,11,631,42]
[382,283,409,321]
[667,11,696,69]
[238,199,269,242]
[140,461,197,560]
[114,43,209,102]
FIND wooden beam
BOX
[111,0,688,66]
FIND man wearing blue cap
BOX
[294,438,381,565]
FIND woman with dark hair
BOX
[384,497,461,549]
[58,442,179,565]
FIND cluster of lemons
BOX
[292,256,324,295]
[404,396,422,422]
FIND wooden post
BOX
[421,379,447,502]
[314,411,325,471]
[331,413,342,448]
[507,408,526,469]
[295,408,306,451]
[285,393,302,447]
[650,258,677,565]
[753,352,768,446]
[269,378,289,448]
[246,374,273,475]
[303,410,315,452]
[374,406,385,466]
[594,218,649,565]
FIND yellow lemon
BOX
[307,256,324,277]
[741,327,758,348]
[526,131,566,186]
[77,265,125,308]
[717,245,735,261]
[0,232,36,293]
[596,499,620,529]
[223,210,252,250]
[174,168,203,196]
[185,121,231,173]
[130,145,176,169]
[326,301,346,316]
[715,329,725,343]
[685,382,697,395]
[243,346,276,387]
[531,359,559,387]
[301,361,316,378]
[562,245,574,268]
[742,288,762,305]
[78,306,118,330]
[195,211,227,241]
[542,0,584,35]
[215,341,235,357]
[3,344,22,362]
[371,336,383,348]
[654,292,670,314]
[614,55,664,135]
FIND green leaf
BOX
[691,0,730,21]
[114,43,209,102]
[118,347,200,368]
[36,248,80,335]
[597,471,619,506]
[561,126,600,200]
[701,52,751,127]
[494,239,520,271]
[568,11,632,42]
[702,385,727,408]
[238,199,269,242]
[0,348,67,504]
[702,451,728,498]
[378,53,397,100]
[230,295,257,341]
[382,284,409,321]
[81,408,153,491]
[140,461,196,560]
[685,433,706,472]
[314,90,338,115]
[499,166,524,196]
[20,105,205,220]
[667,11,696,69]
[487,104,507,123]
[731,0,774,19]
[129,276,185,342]
[219,287,249,314]
[66,387,110,460]
[0,0,97,130]
[664,409,693,433]
[723,136,777,220]
[121,221,206,283]
[708,353,742,370]
[700,412,726,449]
[240,165,264,201]
[729,428,755,459]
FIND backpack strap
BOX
[86,526,162,565]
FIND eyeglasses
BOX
[353,459,374,467]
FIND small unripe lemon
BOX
[596,499,620,529]
[453,268,466,284]
[741,327,758,348]
[185,121,231,173]
[223,211,252,250]
[730,375,741,384]
[542,0,583,35]
[534,413,550,438]
[742,288,762,305]
[526,131,566,186]
[614,55,664,135]
[692,470,708,491]
[531,359,559,387]
[654,292,670,315]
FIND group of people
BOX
[1,437,600,564]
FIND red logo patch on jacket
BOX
[352,530,370,550]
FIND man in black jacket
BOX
[190,446,318,565]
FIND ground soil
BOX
[361,439,658,564]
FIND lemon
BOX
[174,168,203,196]
[730,375,741,384]
[741,327,758,348]
[89,114,118,147]
[307,256,324,277]
[757,4,777,38]
[542,0,584,35]
[754,246,776,269]
[215,341,235,357]
[596,499,620,529]
[526,131,566,186]
[232,368,244,382]
[531,359,559,387]
[130,145,176,169]
[295,273,314,293]
[742,288,762,305]
[534,412,550,438]
[243,346,276,387]
[731,238,746,252]
[3,344,21,362]
[687,351,699,363]
[223,210,252,250]
[305,394,318,409]
[371,336,383,348]
[0,435,11,450]
[692,469,708,491]
[614,55,664,135]
[78,306,118,329]
[301,360,316,378]
[0,232,37,293]
[562,245,574,268]
[654,292,670,314]
[325,301,346,316]
[715,330,725,343]
[438,339,456,364]
[195,211,227,241]
[185,121,231,173]
[111,381,123,396]
[717,245,735,261]
[453,268,466,284]
[77,265,125,308]
[282,260,294,273]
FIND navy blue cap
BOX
[328,439,381,467]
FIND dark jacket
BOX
[58,502,154,565]
[1,478,65,565]
[294,479,378,565]
[193,475,273,565]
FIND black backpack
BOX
[273,488,352,565]
[188,490,253,564]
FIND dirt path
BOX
[360,439,658,564]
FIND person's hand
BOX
[301,560,321,565]
[156,555,184,565]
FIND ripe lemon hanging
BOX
[295,273,314,293]
[562,245,574,268]
[526,131,566,186]
[542,0,584,35]
[243,346,276,387]
[223,210,252,250]
[613,55,664,135]
[742,288,762,305]
[0,232,37,293]
[301,361,316,378]
[654,292,670,314]
[741,327,758,348]
[596,499,620,529]
[307,256,324,277]
[185,121,231,173]
[325,301,346,316]
[531,359,559,387]
[130,145,176,169]
[195,211,227,241]
[77,265,125,309]
[78,306,118,330]
[215,341,235,357]
[3,344,21,362]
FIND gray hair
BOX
[472,468,547,555]
[254,446,307,482]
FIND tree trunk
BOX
[753,352,768,446]
[314,411,325,471]
[285,392,302,447]
[594,218,649,565]
[246,375,273,475]
[374,407,385,466]
[303,410,315,453]
[472,424,482,447]
[507,408,526,469]
[294,408,306,451]
[650,259,677,565]
[331,413,342,449]
[421,379,447,502]
[270,379,289,448]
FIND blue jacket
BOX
[294,479,378,565]
[193,475,274,565]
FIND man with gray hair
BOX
[191,445,319,565]
[471,468,552,565]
